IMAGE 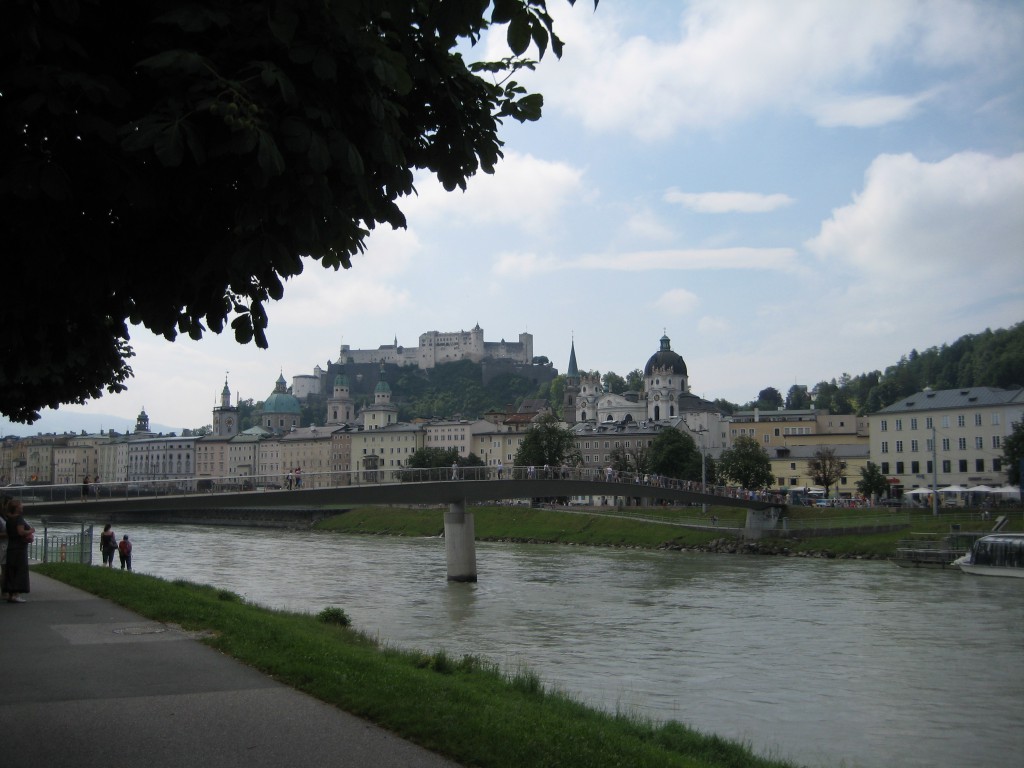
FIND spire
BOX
[567,339,579,378]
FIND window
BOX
[975,414,982,426]
[896,462,905,473]
[926,438,934,452]
[958,437,967,450]
[992,435,1002,449]
[910,418,918,430]
[774,428,780,437]
[881,441,889,454]
[790,462,797,470]
[911,440,919,452]
[975,437,983,450]
[957,415,966,428]
[895,440,903,452]
[942,460,951,473]
[994,458,1002,472]
[764,435,770,444]
[881,462,890,474]
[942,438,950,451]
[880,420,888,432]
[942,416,950,428]
[992,413,1001,426]
[926,417,933,429]
[926,460,933,473]
[895,419,903,431]
[911,461,920,473]
[958,460,968,472]
[975,459,985,472]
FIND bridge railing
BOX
[2,467,788,506]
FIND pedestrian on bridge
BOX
[497,461,504,480]
[451,463,458,480]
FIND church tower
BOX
[644,333,689,421]
[212,377,240,438]
[326,373,354,426]
[563,339,580,425]
[361,364,398,430]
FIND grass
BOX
[317,504,735,549]
[35,563,797,768]
[316,503,1024,559]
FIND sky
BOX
[3,0,1023,437]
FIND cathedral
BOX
[564,333,719,426]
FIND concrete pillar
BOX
[444,500,477,582]
[744,506,782,540]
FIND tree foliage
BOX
[856,461,890,501]
[717,435,773,491]
[807,446,845,497]
[1002,419,1024,486]
[513,413,580,468]
[717,323,1024,416]
[0,0,591,422]
[648,429,699,481]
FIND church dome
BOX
[264,374,301,415]
[263,390,301,414]
[644,334,687,377]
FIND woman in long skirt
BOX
[1,495,33,603]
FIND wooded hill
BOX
[232,323,1023,429]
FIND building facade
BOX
[868,386,1023,493]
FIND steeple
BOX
[563,338,581,426]
[566,339,579,382]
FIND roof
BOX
[644,334,687,377]
[877,387,1024,414]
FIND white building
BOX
[335,324,533,370]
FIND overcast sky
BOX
[4,0,1023,437]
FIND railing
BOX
[26,522,94,564]
[1,468,790,506]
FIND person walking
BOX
[497,461,504,480]
[81,474,90,500]
[2,495,34,603]
[99,523,117,567]
[118,535,133,571]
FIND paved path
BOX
[1,572,462,768]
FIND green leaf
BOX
[507,15,531,56]
[257,131,286,177]
[154,123,184,166]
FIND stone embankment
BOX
[662,538,887,560]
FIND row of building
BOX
[1,334,1021,498]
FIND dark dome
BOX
[644,334,687,377]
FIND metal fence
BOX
[27,522,94,564]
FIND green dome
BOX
[264,391,301,414]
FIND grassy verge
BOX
[316,504,1023,558]
[35,563,797,768]
[317,504,735,548]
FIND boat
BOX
[952,533,1024,578]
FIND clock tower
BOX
[212,377,240,437]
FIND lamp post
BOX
[931,425,939,517]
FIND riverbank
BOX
[35,563,798,768]
[314,503,1023,559]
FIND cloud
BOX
[654,288,700,314]
[805,150,1024,345]
[811,90,935,128]
[626,209,676,241]
[532,0,1023,138]
[576,247,799,272]
[405,151,585,234]
[665,189,795,213]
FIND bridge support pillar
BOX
[744,506,783,540]
[445,500,477,582]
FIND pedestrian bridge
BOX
[12,468,786,581]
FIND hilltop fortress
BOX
[291,325,543,399]
[337,324,532,370]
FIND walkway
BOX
[1,573,462,768]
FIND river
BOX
[90,524,1023,768]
